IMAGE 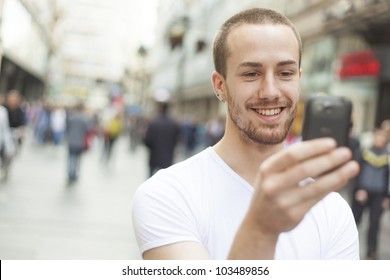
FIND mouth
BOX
[253,107,283,116]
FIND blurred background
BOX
[0,0,389,259]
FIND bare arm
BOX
[143,241,211,260]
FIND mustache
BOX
[247,99,293,108]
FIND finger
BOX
[251,161,358,233]
[272,147,353,189]
[275,160,357,209]
[295,160,359,205]
[261,138,336,173]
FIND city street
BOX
[0,131,146,259]
[0,130,389,260]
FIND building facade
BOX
[0,0,155,109]
[0,0,51,100]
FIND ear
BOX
[299,68,302,79]
[211,71,226,101]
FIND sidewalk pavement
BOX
[0,134,146,259]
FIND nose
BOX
[258,73,281,99]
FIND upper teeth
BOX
[257,108,281,116]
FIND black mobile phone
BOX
[301,95,352,147]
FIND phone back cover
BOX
[302,96,352,147]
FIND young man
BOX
[132,8,360,260]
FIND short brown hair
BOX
[212,8,302,78]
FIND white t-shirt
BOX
[132,147,359,259]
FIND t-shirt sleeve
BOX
[132,175,202,256]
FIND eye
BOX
[243,72,259,77]
[279,70,296,79]
[281,71,293,76]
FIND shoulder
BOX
[301,189,357,240]
[312,192,352,219]
[135,149,213,197]
[278,191,358,259]
[315,193,358,242]
[132,149,215,253]
[132,148,220,223]
[304,192,359,259]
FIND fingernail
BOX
[323,138,336,148]
[336,148,350,159]
[347,161,359,175]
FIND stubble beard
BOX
[226,89,297,146]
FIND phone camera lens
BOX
[324,106,333,114]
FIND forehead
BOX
[8,94,19,100]
[226,24,299,66]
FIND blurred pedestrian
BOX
[143,102,180,177]
[351,128,390,259]
[65,103,90,185]
[381,119,390,152]
[0,94,15,180]
[205,116,225,146]
[345,122,362,203]
[50,104,67,145]
[180,116,197,157]
[33,101,51,145]
[102,111,122,163]
[129,116,147,152]
[4,90,26,153]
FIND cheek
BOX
[281,81,300,99]
[227,82,258,102]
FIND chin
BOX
[244,128,287,146]
[257,136,285,146]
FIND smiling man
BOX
[132,8,360,260]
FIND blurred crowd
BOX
[0,89,227,184]
[0,87,389,259]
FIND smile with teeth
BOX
[255,108,282,116]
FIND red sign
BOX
[338,50,380,79]
[112,95,123,107]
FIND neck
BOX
[213,130,284,186]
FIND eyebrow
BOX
[238,62,262,68]
[277,60,297,67]
[238,59,298,68]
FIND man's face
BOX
[7,94,20,108]
[221,24,301,145]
